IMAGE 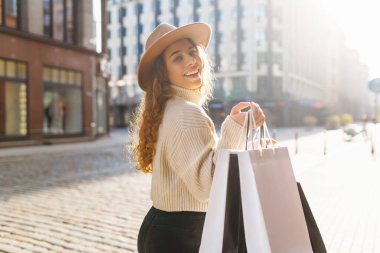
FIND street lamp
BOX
[368,78,380,155]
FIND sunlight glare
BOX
[321,0,380,78]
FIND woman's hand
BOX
[229,102,265,127]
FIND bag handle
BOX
[244,108,257,151]
[243,107,275,152]
[245,112,250,150]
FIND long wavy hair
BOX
[129,39,214,173]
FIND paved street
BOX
[0,125,379,252]
[0,130,151,253]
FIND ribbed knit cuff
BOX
[218,115,246,149]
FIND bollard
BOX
[371,139,375,156]
[295,132,298,154]
[323,130,327,155]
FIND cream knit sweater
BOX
[151,85,246,212]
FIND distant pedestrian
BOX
[129,22,265,253]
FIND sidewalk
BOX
[0,126,379,252]
[295,140,380,253]
[0,129,129,158]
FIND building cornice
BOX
[0,26,103,56]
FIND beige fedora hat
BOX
[137,22,212,91]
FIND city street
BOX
[0,125,379,253]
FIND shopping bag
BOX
[200,111,321,252]
[199,150,271,253]
[297,183,327,253]
[242,146,313,253]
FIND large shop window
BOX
[43,66,83,134]
[0,58,28,138]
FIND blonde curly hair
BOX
[129,40,214,173]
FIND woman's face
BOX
[163,39,203,90]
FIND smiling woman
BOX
[128,22,266,253]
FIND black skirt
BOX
[137,206,206,253]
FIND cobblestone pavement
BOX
[0,126,379,253]
[0,139,151,253]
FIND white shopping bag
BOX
[199,149,271,253]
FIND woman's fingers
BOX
[249,102,265,127]
[230,102,252,115]
[229,101,266,127]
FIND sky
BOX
[321,0,380,80]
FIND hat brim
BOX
[138,23,211,92]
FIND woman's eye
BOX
[174,55,183,62]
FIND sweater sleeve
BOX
[166,105,248,202]
[217,115,247,149]
[168,126,216,202]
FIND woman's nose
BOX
[185,54,197,66]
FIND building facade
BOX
[107,0,369,127]
[0,0,109,147]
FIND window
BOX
[273,30,282,42]
[232,30,237,42]
[42,0,74,42]
[255,4,266,18]
[119,7,126,19]
[118,65,123,79]
[230,77,248,100]
[108,29,111,38]
[53,0,64,41]
[274,6,283,23]
[238,53,245,67]
[3,0,18,28]
[134,44,138,54]
[0,0,3,25]
[169,0,175,11]
[218,10,224,21]
[108,10,111,24]
[135,3,144,16]
[108,48,111,58]
[241,7,247,18]
[118,46,127,56]
[43,0,52,36]
[0,60,4,77]
[255,28,266,44]
[43,66,83,134]
[232,7,237,19]
[210,11,215,24]
[138,43,143,55]
[119,27,126,37]
[257,52,267,66]
[0,58,28,138]
[273,53,282,65]
[258,76,269,96]
[66,0,74,43]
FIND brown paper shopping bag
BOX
[239,147,313,253]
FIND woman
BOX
[130,22,265,253]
